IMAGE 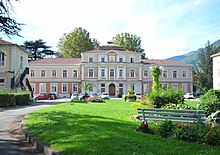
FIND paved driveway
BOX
[0,99,69,155]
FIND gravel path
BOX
[0,99,69,155]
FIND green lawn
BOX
[25,99,220,155]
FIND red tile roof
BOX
[141,59,191,66]
[0,39,15,45]
[29,58,82,65]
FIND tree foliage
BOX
[80,81,93,95]
[150,66,163,94]
[22,39,56,61]
[112,32,144,53]
[57,27,99,58]
[0,0,22,37]
[193,41,219,92]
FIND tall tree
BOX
[112,32,144,53]
[57,27,99,58]
[0,0,22,37]
[193,41,219,92]
[22,39,56,61]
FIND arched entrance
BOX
[109,83,115,96]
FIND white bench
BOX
[137,108,206,123]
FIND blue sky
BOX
[1,0,220,59]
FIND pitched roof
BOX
[141,59,192,66]
[0,39,15,45]
[84,49,140,54]
[29,58,82,65]
[211,52,220,58]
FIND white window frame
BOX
[62,83,68,93]
[130,83,135,91]
[0,51,6,67]
[50,83,58,93]
[51,70,57,78]
[119,56,123,63]
[100,56,105,62]
[40,70,46,78]
[182,83,188,93]
[119,69,123,78]
[172,83,178,90]
[101,68,105,77]
[88,56,93,62]
[72,83,78,92]
[182,70,187,78]
[130,69,135,77]
[109,68,115,77]
[143,70,148,77]
[173,70,178,78]
[143,83,149,94]
[30,70,35,78]
[40,83,46,93]
[0,77,5,89]
[62,70,67,78]
[72,70,78,78]
[88,68,94,77]
[163,70,168,78]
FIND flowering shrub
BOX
[157,120,176,138]
[205,126,220,145]
[136,122,154,134]
[162,103,196,110]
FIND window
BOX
[73,70,78,78]
[119,83,123,87]
[119,57,123,63]
[50,83,57,93]
[144,83,149,93]
[110,69,115,77]
[51,70,56,78]
[41,70,46,78]
[173,71,177,78]
[0,51,5,66]
[88,68,94,77]
[182,83,188,94]
[72,84,78,92]
[101,56,105,62]
[62,83,68,93]
[20,56,23,69]
[162,83,168,90]
[130,57,134,63]
[163,70,168,78]
[109,56,116,62]
[63,70,67,78]
[40,83,46,93]
[101,83,105,87]
[172,83,178,90]
[89,57,93,62]
[30,70,35,78]
[101,69,105,77]
[130,69,135,77]
[119,69,123,77]
[182,71,187,78]
[143,70,148,77]
[0,78,5,88]
[130,83,135,91]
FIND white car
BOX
[184,93,195,99]
[101,92,110,99]
[71,93,79,101]
[135,92,142,99]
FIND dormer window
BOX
[89,57,93,62]
[101,57,105,62]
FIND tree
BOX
[0,0,22,37]
[149,66,163,94]
[193,41,219,92]
[57,27,99,58]
[112,32,144,53]
[22,39,56,61]
[80,81,93,96]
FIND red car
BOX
[35,93,54,100]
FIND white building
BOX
[211,52,220,90]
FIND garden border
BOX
[20,117,62,155]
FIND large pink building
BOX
[28,45,193,97]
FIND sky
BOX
[1,0,220,59]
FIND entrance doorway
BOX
[109,83,115,96]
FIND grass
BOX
[184,99,200,108]
[25,99,220,155]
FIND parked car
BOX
[90,93,100,99]
[184,93,195,99]
[101,92,110,99]
[48,93,59,99]
[79,93,90,100]
[135,92,142,99]
[35,93,53,100]
[71,93,79,101]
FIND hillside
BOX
[167,39,220,64]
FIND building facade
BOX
[28,45,193,97]
[211,52,220,90]
[0,39,29,90]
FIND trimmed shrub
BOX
[199,90,220,116]
[14,93,31,105]
[0,94,16,107]
[162,103,196,110]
